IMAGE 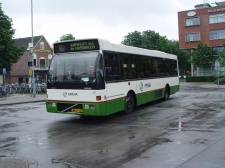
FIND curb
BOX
[0,100,45,106]
[0,157,38,168]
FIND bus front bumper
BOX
[46,100,107,116]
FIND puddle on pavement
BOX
[0,137,18,148]
[0,112,8,116]
[0,104,40,113]
[191,138,208,145]
[0,123,18,129]
[51,158,76,168]
[18,134,48,147]
[169,121,189,131]
[0,137,17,158]
[168,110,218,131]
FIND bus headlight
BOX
[84,105,89,109]
[90,105,95,109]
[52,103,56,107]
[84,104,95,109]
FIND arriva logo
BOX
[139,82,143,91]
[63,92,67,97]
[139,82,151,91]
[145,83,151,88]
[63,92,78,97]
[68,93,78,96]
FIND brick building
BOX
[178,1,225,50]
[6,35,53,84]
[178,1,225,75]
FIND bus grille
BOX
[57,103,82,112]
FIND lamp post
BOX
[191,49,193,76]
[31,0,36,97]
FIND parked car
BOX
[179,74,186,79]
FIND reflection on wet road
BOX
[0,84,225,168]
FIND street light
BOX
[191,49,193,76]
[31,0,36,97]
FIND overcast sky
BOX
[1,0,216,45]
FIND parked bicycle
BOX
[0,85,8,97]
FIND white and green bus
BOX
[46,38,179,116]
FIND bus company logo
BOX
[63,92,78,97]
[63,92,67,97]
[68,93,78,96]
[139,82,144,91]
[145,83,151,88]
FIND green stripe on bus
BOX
[46,98,125,116]
[46,85,179,116]
[170,85,180,95]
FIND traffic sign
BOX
[29,70,32,76]
[215,61,220,70]
[3,68,6,75]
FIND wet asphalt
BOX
[0,82,225,168]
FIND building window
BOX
[40,57,46,68]
[210,29,225,40]
[209,14,225,24]
[185,17,200,26]
[214,47,223,53]
[185,33,200,42]
[40,42,45,50]
[18,77,23,83]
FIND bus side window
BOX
[105,67,113,80]
[104,53,119,81]
[120,53,136,79]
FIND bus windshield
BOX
[48,52,98,83]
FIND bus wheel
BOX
[164,86,170,100]
[124,93,135,114]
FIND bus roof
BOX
[54,38,177,60]
[98,39,177,60]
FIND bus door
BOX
[96,54,105,89]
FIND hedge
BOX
[186,76,214,82]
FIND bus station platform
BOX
[0,93,46,106]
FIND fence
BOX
[195,67,225,77]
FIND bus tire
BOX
[124,92,135,114]
[164,86,170,100]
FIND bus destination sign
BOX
[54,39,100,53]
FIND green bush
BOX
[186,76,214,82]
[214,76,225,85]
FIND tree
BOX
[60,34,75,41]
[192,42,217,68]
[122,31,142,47]
[218,43,225,67]
[170,41,191,74]
[141,30,168,51]
[122,30,191,74]
[0,3,24,73]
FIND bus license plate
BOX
[72,108,83,113]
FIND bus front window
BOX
[48,52,98,83]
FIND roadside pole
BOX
[31,0,36,97]
[215,60,220,88]
[191,49,193,76]
[3,68,6,86]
